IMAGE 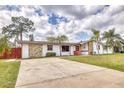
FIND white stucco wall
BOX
[42,44,60,56]
[22,44,29,58]
[70,45,74,55]
[81,51,88,55]
[42,44,74,56]
[93,42,103,54]
[83,43,88,50]
[81,43,88,55]
[103,48,113,54]
[61,52,70,55]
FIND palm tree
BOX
[102,43,111,54]
[91,29,101,54]
[102,28,124,53]
[47,35,68,56]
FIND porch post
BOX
[69,45,71,55]
[60,45,61,56]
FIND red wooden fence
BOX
[0,48,22,59]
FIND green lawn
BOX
[0,60,20,88]
[62,53,124,72]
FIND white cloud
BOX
[0,5,124,42]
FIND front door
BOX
[74,45,81,55]
[75,45,80,51]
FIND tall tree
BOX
[47,37,57,43]
[2,16,35,45]
[47,35,68,56]
[102,28,124,53]
[0,35,9,54]
[91,29,101,54]
[47,35,68,43]
[57,35,68,43]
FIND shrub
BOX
[46,52,56,57]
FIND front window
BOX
[62,46,69,52]
[47,45,53,51]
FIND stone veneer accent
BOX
[29,44,42,58]
[88,41,93,55]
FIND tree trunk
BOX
[107,47,109,54]
[20,32,22,41]
[20,32,22,46]
[97,47,100,54]
[112,46,115,54]
[14,38,17,59]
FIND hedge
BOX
[46,52,56,57]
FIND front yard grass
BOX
[0,60,20,88]
[62,53,124,72]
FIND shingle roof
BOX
[18,40,93,45]
[18,40,80,45]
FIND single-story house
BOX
[19,40,113,58]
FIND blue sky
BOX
[48,12,68,25]
[0,5,124,42]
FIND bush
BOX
[46,52,56,57]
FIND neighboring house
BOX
[19,40,113,58]
[119,46,124,52]
[92,42,113,54]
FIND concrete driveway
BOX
[16,58,124,88]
